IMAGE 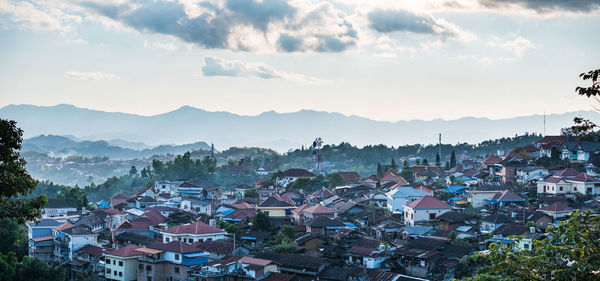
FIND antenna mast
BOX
[439,133,442,167]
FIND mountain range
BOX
[2,104,599,153]
[22,135,211,159]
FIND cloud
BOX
[488,36,536,58]
[200,56,321,82]
[478,0,600,13]
[64,71,118,80]
[367,9,476,42]
[144,40,178,51]
[80,0,358,53]
[0,0,81,32]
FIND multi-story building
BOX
[53,225,98,263]
[104,245,142,281]
[160,222,227,244]
[136,241,210,281]
[28,219,61,262]
[403,196,451,226]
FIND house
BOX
[103,245,141,281]
[302,204,337,222]
[498,152,528,183]
[306,216,345,235]
[71,244,104,280]
[28,220,60,263]
[537,169,600,195]
[411,167,439,183]
[480,214,512,233]
[380,173,409,186]
[53,224,98,263]
[254,253,328,277]
[190,255,279,281]
[257,195,296,226]
[386,187,430,214]
[436,211,474,232]
[538,201,574,219]
[136,241,210,281]
[42,199,77,218]
[222,208,256,224]
[154,180,180,195]
[278,168,316,187]
[466,185,505,209]
[483,190,526,209]
[161,221,227,244]
[561,141,600,162]
[403,196,451,226]
[294,233,326,250]
[487,224,540,252]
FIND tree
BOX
[225,223,238,235]
[252,211,271,231]
[403,159,408,167]
[569,69,600,135]
[244,188,259,198]
[0,218,27,259]
[450,150,457,168]
[326,172,345,187]
[445,161,450,170]
[376,162,383,176]
[422,158,429,166]
[435,153,441,166]
[0,119,47,223]
[390,158,397,171]
[56,187,88,211]
[415,159,420,165]
[400,168,413,183]
[461,210,600,281]
[551,146,560,160]
[129,165,137,176]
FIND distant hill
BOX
[22,135,211,159]
[3,104,599,152]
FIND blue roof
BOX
[178,190,203,194]
[98,200,110,209]
[343,222,358,229]
[240,236,257,240]
[218,209,235,216]
[486,237,514,244]
[442,185,468,194]
[388,187,429,198]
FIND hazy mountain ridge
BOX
[22,135,211,159]
[2,104,599,152]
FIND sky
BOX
[0,0,599,122]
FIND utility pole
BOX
[439,133,442,167]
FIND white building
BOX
[160,222,227,244]
[104,245,141,281]
[403,196,451,226]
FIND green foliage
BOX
[225,223,238,235]
[0,254,66,281]
[56,186,88,210]
[400,168,413,183]
[326,172,346,187]
[167,212,194,226]
[450,150,457,168]
[269,225,297,253]
[449,231,457,241]
[422,158,429,166]
[0,218,27,260]
[0,119,47,223]
[377,162,383,176]
[129,165,137,176]
[244,188,259,198]
[252,211,271,231]
[461,211,600,281]
[435,153,441,166]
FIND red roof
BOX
[78,244,103,257]
[238,256,273,266]
[139,210,167,225]
[570,173,600,182]
[339,171,360,182]
[116,220,150,231]
[554,168,580,178]
[107,245,141,257]
[163,222,225,235]
[292,203,309,214]
[224,209,256,220]
[303,204,336,215]
[53,222,74,231]
[101,208,124,215]
[411,166,439,175]
[405,196,450,209]
[231,202,255,210]
[489,190,525,202]
[482,155,502,165]
[30,235,54,242]
[544,176,566,184]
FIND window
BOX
[147,277,152,281]
[119,261,123,266]
[429,213,436,220]
[106,258,110,264]
[175,254,180,260]
[139,264,143,271]
[559,186,563,191]
[174,266,180,273]
[574,186,577,191]
[165,237,170,242]
[119,272,123,277]
[106,269,111,275]
[523,244,530,249]
[146,265,152,272]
